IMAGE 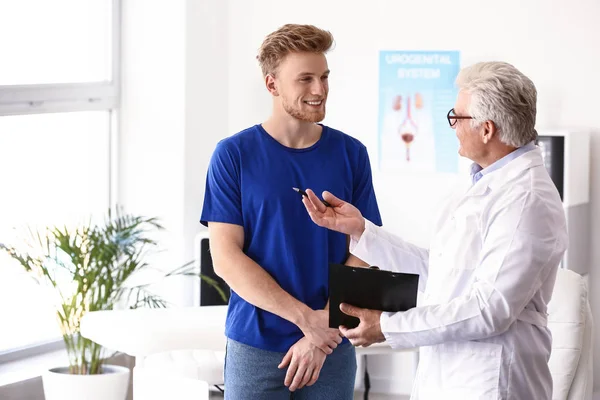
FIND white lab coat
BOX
[351,148,567,400]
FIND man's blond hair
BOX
[257,24,334,77]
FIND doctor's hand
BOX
[339,303,385,347]
[302,189,365,241]
[278,337,327,392]
[298,309,343,355]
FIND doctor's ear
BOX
[265,74,279,96]
[481,120,498,144]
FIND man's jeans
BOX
[224,338,357,399]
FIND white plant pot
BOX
[42,364,130,400]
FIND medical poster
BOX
[378,51,460,173]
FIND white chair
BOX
[547,268,594,400]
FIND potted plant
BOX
[0,208,227,400]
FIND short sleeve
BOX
[353,145,382,226]
[200,140,243,227]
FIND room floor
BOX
[208,390,409,399]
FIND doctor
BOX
[301,61,567,399]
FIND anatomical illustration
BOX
[380,91,436,171]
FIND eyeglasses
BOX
[447,108,473,127]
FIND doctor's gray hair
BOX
[456,62,537,147]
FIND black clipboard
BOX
[328,263,419,329]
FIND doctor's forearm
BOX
[351,220,429,282]
[380,293,516,348]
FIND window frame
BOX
[0,0,121,363]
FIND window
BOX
[0,0,119,356]
[0,1,112,85]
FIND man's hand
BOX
[338,303,385,347]
[302,189,366,241]
[298,309,343,354]
[278,337,327,392]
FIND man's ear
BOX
[265,74,279,96]
[481,120,497,144]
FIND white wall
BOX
[184,0,230,298]
[120,0,228,305]
[121,0,600,394]
[119,0,194,304]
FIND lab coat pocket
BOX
[438,341,501,399]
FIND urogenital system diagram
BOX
[392,93,424,162]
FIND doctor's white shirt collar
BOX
[470,141,537,186]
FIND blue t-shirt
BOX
[200,124,382,352]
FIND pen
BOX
[292,187,331,207]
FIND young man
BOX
[200,24,382,399]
